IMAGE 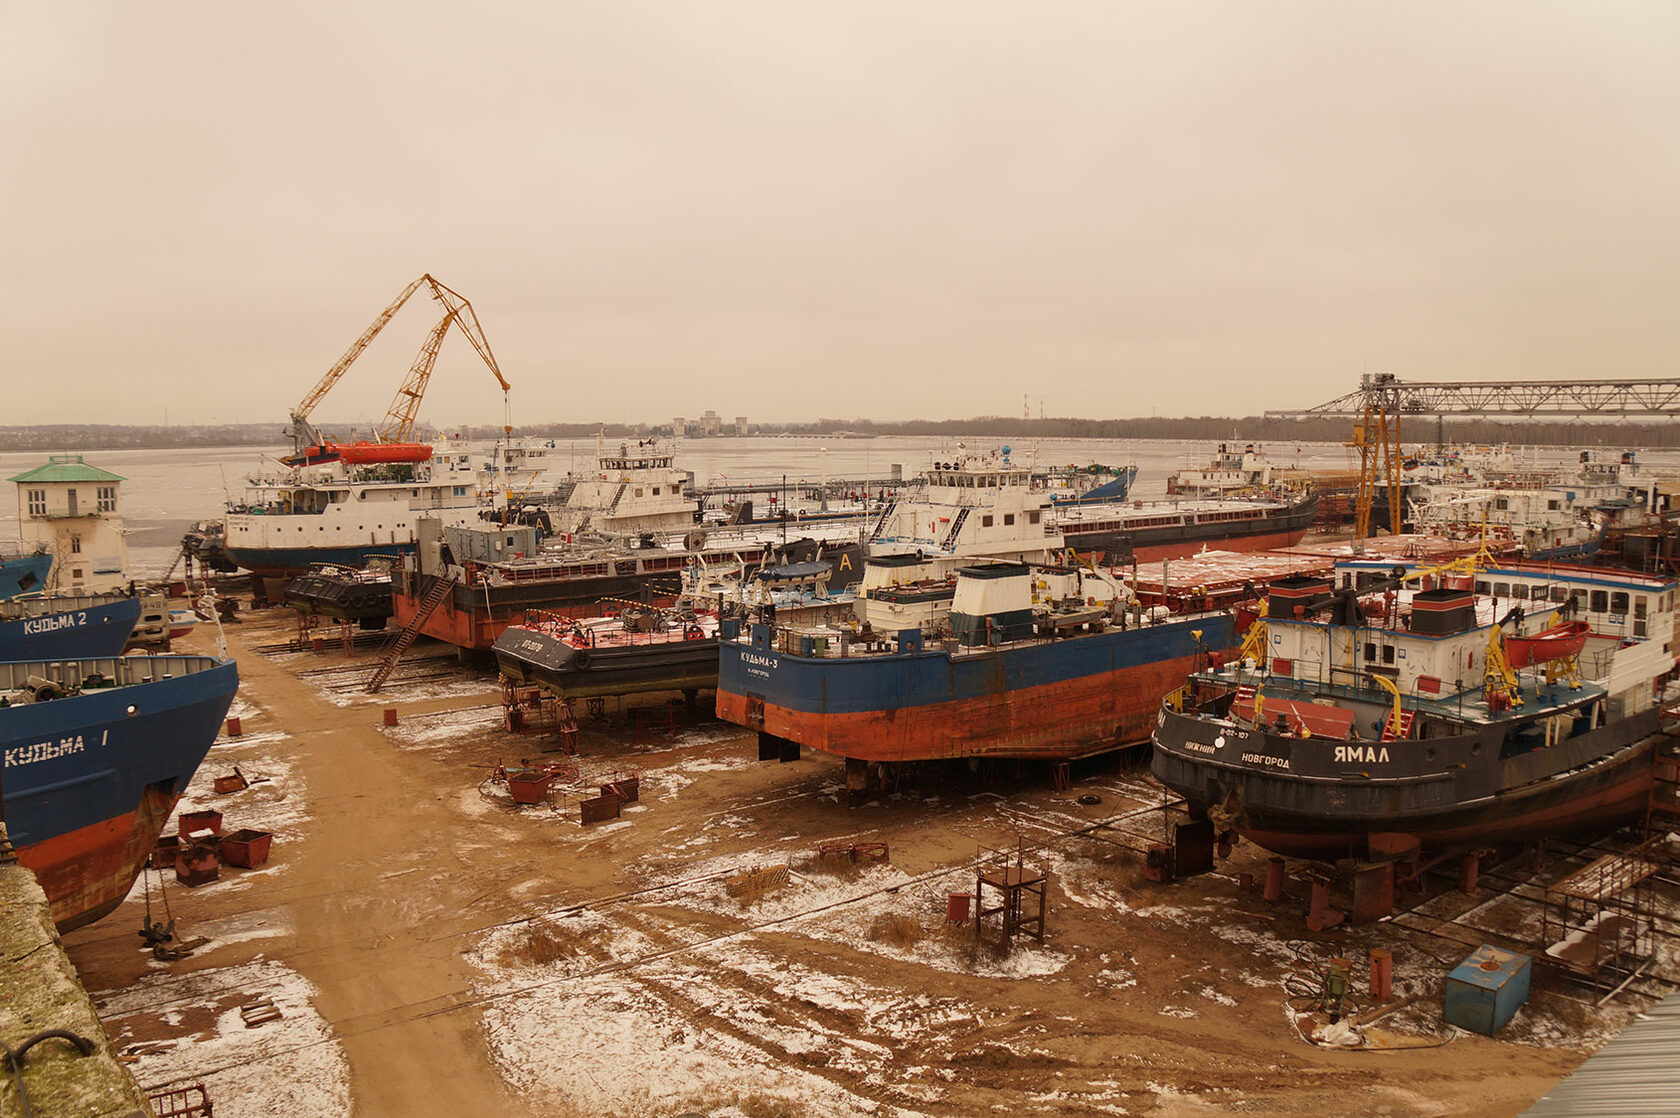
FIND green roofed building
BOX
[10,454,130,592]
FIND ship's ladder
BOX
[869,499,898,542]
[365,574,456,693]
[1380,708,1415,741]
[607,482,628,511]
[941,506,970,549]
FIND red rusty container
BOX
[1370,948,1394,1001]
[507,769,554,805]
[219,828,273,869]
[382,708,398,727]
[226,715,243,736]
[178,809,223,837]
[945,893,971,923]
[175,837,220,887]
[151,834,180,870]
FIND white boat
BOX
[221,450,488,578]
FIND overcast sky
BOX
[2,2,1675,430]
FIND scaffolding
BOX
[974,842,1048,949]
[1541,850,1660,995]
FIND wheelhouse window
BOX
[1611,591,1630,615]
[26,489,45,516]
[96,486,116,512]
[1590,590,1609,613]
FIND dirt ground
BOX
[62,602,1668,1117]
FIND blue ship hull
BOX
[1050,464,1138,505]
[0,598,144,662]
[0,553,53,600]
[2,655,239,931]
[717,612,1234,763]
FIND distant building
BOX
[672,416,687,437]
[698,410,723,437]
[734,415,750,435]
[10,454,129,592]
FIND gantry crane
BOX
[287,274,510,462]
[1266,373,1680,539]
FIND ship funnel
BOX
[1410,587,1476,635]
[1267,576,1331,619]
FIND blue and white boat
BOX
[2,653,239,931]
[222,450,486,578]
[0,592,145,661]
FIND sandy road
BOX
[232,635,536,1117]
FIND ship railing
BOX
[0,654,227,692]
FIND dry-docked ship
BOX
[0,591,146,661]
[221,446,487,579]
[396,520,868,653]
[717,560,1234,787]
[867,446,1317,570]
[1151,559,1678,861]
[2,653,239,931]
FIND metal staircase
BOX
[869,499,897,541]
[941,507,970,549]
[365,575,456,693]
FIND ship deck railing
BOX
[1193,663,1606,727]
[0,654,228,692]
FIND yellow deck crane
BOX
[1265,373,1680,541]
[286,274,510,463]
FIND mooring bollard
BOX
[226,715,242,736]
[382,708,398,727]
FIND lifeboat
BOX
[335,441,434,465]
[1505,620,1591,669]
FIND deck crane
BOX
[286,274,510,463]
[1265,373,1680,540]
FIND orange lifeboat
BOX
[1505,620,1590,669]
[335,441,434,465]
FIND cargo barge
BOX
[1152,560,1678,861]
[2,653,239,932]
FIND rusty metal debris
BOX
[240,996,282,1028]
[817,840,889,865]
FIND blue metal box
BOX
[1443,943,1532,1035]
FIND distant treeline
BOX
[1,415,1672,452]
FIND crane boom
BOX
[288,275,431,448]
[1265,373,1680,419]
[379,311,457,443]
[287,273,512,456]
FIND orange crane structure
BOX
[1267,372,1680,540]
[286,274,510,464]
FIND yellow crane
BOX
[286,274,510,461]
[1266,373,1680,541]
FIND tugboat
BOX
[1151,559,1678,861]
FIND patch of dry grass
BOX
[868,912,926,950]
